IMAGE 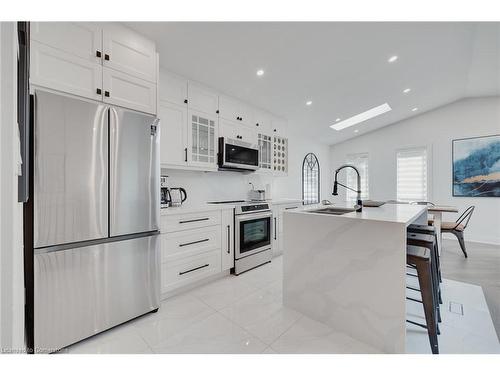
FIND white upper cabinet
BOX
[31,22,102,64]
[254,109,273,134]
[103,67,157,114]
[159,70,188,106]
[219,119,257,145]
[30,41,103,101]
[219,95,253,126]
[158,101,188,167]
[102,23,157,83]
[187,81,219,115]
[187,109,218,170]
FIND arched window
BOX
[302,153,320,205]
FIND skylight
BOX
[330,103,392,131]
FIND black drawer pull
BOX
[285,206,298,210]
[227,225,231,254]
[274,217,277,240]
[179,263,209,276]
[179,238,209,247]
[179,217,210,224]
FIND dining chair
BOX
[430,206,475,258]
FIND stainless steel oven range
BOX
[208,200,273,274]
[234,202,273,274]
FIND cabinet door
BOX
[258,133,273,171]
[103,67,157,114]
[221,209,234,270]
[218,95,253,126]
[187,109,218,169]
[219,119,257,145]
[159,101,188,167]
[159,70,188,106]
[102,23,157,83]
[31,22,102,64]
[188,81,218,115]
[30,41,103,101]
[254,109,272,134]
[272,134,288,175]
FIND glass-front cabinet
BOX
[258,133,272,170]
[188,109,217,169]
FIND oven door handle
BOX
[235,211,273,222]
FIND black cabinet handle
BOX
[184,99,188,104]
[256,123,259,127]
[96,88,102,95]
[274,129,277,132]
[274,217,277,240]
[104,53,110,61]
[104,91,110,97]
[227,225,231,254]
[184,147,187,162]
[96,50,102,58]
[285,207,298,210]
[179,217,209,224]
[179,238,209,247]
[216,110,219,114]
[179,264,209,276]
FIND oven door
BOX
[221,140,259,170]
[235,211,273,259]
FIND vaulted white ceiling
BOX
[128,22,500,145]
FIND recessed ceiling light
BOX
[388,55,398,63]
[335,118,341,122]
[306,101,312,106]
[330,103,392,131]
[256,69,264,76]
[403,88,411,94]
[412,107,418,112]
[354,129,359,133]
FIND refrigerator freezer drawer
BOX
[34,234,160,352]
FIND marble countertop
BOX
[289,202,427,224]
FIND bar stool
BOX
[408,224,442,283]
[407,232,442,323]
[406,245,439,354]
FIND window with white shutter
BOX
[396,147,428,202]
[345,153,369,201]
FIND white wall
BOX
[0,22,25,352]
[329,97,500,245]
[163,130,330,206]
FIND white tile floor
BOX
[62,256,500,354]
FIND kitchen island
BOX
[282,203,428,353]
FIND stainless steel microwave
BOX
[218,137,259,171]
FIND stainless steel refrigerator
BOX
[32,90,160,352]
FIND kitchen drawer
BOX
[161,210,221,233]
[161,250,221,293]
[161,226,221,261]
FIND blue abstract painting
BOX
[453,135,500,197]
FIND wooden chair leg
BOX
[416,260,439,354]
[453,230,468,258]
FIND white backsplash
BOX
[161,168,277,206]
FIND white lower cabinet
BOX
[272,202,302,256]
[30,41,103,101]
[103,67,157,114]
[161,250,221,294]
[221,209,234,270]
[160,209,232,296]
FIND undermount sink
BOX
[307,207,356,215]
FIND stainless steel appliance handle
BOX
[235,211,273,222]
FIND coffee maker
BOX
[160,176,170,208]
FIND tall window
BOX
[397,147,428,202]
[302,153,320,205]
[345,153,369,201]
